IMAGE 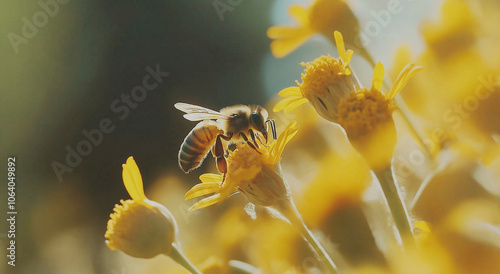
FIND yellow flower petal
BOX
[274,86,306,113]
[185,182,221,200]
[371,62,385,91]
[272,121,298,164]
[278,129,299,163]
[122,157,147,202]
[387,63,423,100]
[273,96,302,113]
[288,5,308,26]
[344,49,354,65]
[278,86,302,97]
[188,193,223,211]
[266,0,360,58]
[269,30,314,58]
[334,31,348,62]
[267,26,302,39]
[414,221,432,234]
[284,98,309,113]
[199,173,224,183]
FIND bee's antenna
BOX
[266,119,277,140]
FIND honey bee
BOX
[175,102,277,174]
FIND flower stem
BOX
[374,167,415,249]
[168,244,201,274]
[279,200,338,274]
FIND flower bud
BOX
[105,156,179,258]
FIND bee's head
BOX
[249,106,269,141]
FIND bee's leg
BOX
[212,135,227,174]
[220,133,233,141]
[252,129,269,148]
[265,119,277,140]
[239,132,261,153]
[248,129,260,148]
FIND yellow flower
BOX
[411,146,493,225]
[298,151,370,228]
[249,216,302,273]
[185,122,298,211]
[335,62,401,170]
[390,0,488,128]
[421,0,477,58]
[438,199,500,273]
[273,31,356,121]
[267,0,359,58]
[391,199,500,274]
[388,231,457,274]
[105,157,178,259]
[285,133,385,267]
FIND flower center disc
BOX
[337,89,393,139]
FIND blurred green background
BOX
[0,1,279,273]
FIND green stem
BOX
[374,167,415,249]
[168,244,201,274]
[278,200,338,274]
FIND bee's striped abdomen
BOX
[178,120,223,173]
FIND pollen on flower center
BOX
[337,88,394,139]
[298,55,351,99]
[105,200,138,248]
[296,55,357,123]
[227,145,262,171]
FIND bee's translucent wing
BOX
[174,102,230,121]
[174,103,222,115]
[183,113,231,121]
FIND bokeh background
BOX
[6,0,495,273]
